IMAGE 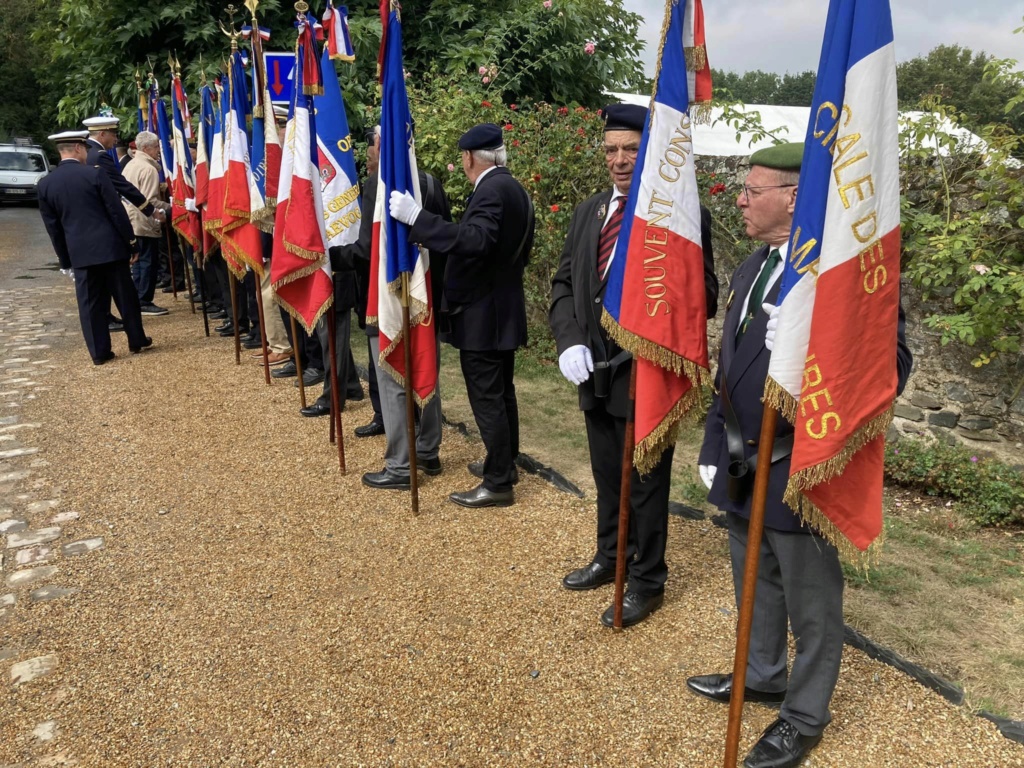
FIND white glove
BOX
[699,464,717,490]
[763,302,780,351]
[558,344,593,385]
[60,268,74,281]
[389,190,422,226]
[185,197,198,213]
[152,208,167,223]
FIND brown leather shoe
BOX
[252,350,293,365]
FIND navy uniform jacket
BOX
[86,138,155,216]
[37,159,137,270]
[698,245,914,532]
[549,188,719,419]
[410,166,532,352]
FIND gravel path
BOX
[0,280,1021,767]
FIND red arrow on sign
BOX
[270,60,284,97]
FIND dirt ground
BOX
[0,264,1022,766]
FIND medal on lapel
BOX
[726,290,735,310]
[597,203,606,220]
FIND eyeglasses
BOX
[740,184,796,201]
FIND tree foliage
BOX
[0,0,55,143]
[710,68,816,106]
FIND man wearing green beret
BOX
[687,143,913,768]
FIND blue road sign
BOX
[264,52,294,107]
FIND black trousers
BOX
[209,251,249,328]
[314,309,361,407]
[244,269,259,331]
[366,333,383,423]
[585,403,674,597]
[459,349,519,492]
[74,261,146,361]
[156,225,184,287]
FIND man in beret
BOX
[389,122,534,508]
[549,103,719,628]
[687,142,913,768]
[37,131,151,365]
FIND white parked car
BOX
[0,143,51,203]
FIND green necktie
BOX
[736,248,781,344]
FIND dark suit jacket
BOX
[698,244,914,532]
[410,166,533,352]
[549,188,719,418]
[352,172,452,335]
[86,138,154,216]
[37,159,137,270]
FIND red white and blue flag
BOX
[203,80,228,250]
[315,47,361,249]
[149,80,174,184]
[601,0,711,473]
[367,3,436,403]
[195,82,218,257]
[322,1,355,62]
[170,70,201,248]
[764,0,901,555]
[270,10,333,332]
[221,50,264,278]
[247,20,281,232]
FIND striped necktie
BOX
[596,197,626,279]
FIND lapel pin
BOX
[597,203,606,219]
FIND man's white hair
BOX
[135,131,160,149]
[470,146,507,167]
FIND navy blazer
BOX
[549,188,719,418]
[410,166,533,352]
[86,138,154,216]
[38,160,137,270]
[698,245,914,532]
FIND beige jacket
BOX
[122,152,167,238]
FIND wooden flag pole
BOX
[326,306,346,473]
[176,233,196,314]
[164,221,179,300]
[254,269,271,385]
[290,315,307,408]
[197,261,210,337]
[612,359,638,630]
[228,272,241,365]
[723,405,780,767]
[400,273,419,517]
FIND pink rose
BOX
[543,0,552,6]
[482,76,491,84]
[447,163,455,172]
[478,66,487,75]
[584,41,596,55]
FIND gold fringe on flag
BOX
[601,311,706,379]
[633,379,704,474]
[374,275,436,408]
[273,291,333,335]
[171,214,200,248]
[762,376,799,424]
[684,45,707,73]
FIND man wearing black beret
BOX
[389,122,534,508]
[549,103,719,628]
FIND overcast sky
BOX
[622,0,1023,76]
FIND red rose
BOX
[481,101,492,108]
[550,204,560,212]
[513,139,520,147]
[504,123,514,131]
[549,156,555,162]
[575,106,585,113]
[533,174,542,182]
[577,127,586,135]
[709,182,727,196]
[557,106,569,116]
[573,144,581,151]
[510,104,518,111]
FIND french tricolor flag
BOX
[367,2,436,404]
[203,81,227,252]
[765,0,901,555]
[270,10,334,333]
[322,1,355,62]
[601,0,711,473]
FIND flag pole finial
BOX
[220,4,241,52]
[294,0,309,13]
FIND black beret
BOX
[602,103,647,133]
[458,123,503,151]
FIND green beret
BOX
[750,142,804,171]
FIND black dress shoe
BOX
[300,401,331,417]
[215,321,232,332]
[562,561,615,591]
[92,351,116,365]
[362,469,410,490]
[743,718,822,768]
[242,337,263,350]
[467,460,519,485]
[600,591,664,628]
[271,361,298,378]
[161,283,185,293]
[685,673,787,705]
[209,309,228,320]
[129,336,154,354]
[346,388,365,401]
[417,456,442,476]
[449,483,514,508]
[295,367,325,387]
[108,320,125,333]
[354,419,385,437]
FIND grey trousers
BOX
[374,335,442,476]
[314,309,361,407]
[727,512,845,737]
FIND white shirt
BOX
[599,187,628,280]
[473,165,499,190]
[738,240,788,325]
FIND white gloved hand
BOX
[763,302,780,352]
[699,464,717,490]
[389,190,422,226]
[558,344,594,385]
[152,208,167,223]
[60,268,74,281]
[184,197,198,213]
